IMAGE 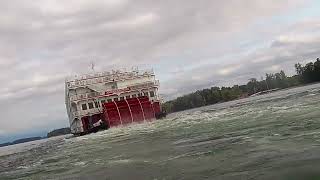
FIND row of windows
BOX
[81,101,99,111]
[81,91,155,111]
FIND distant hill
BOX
[0,127,72,148]
[47,128,71,138]
[0,142,12,147]
[0,128,71,147]
[12,137,43,144]
[0,137,44,147]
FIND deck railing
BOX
[66,69,155,88]
[69,81,159,102]
[72,108,102,117]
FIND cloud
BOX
[101,13,158,29]
[217,65,242,76]
[0,0,318,136]
[264,65,281,72]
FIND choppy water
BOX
[1,84,320,180]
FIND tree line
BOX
[163,58,320,113]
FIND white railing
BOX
[72,108,102,117]
[70,92,105,101]
[66,69,155,88]
[69,81,158,101]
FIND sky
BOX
[1,0,320,143]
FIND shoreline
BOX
[165,82,320,114]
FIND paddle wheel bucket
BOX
[103,101,122,127]
[117,101,133,124]
[138,96,155,121]
[127,98,145,123]
[102,96,159,128]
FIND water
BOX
[1,84,320,180]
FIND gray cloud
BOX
[0,0,318,136]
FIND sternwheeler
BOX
[65,69,166,135]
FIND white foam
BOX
[73,161,87,166]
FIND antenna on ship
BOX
[90,61,95,72]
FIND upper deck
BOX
[65,69,155,90]
[65,69,159,102]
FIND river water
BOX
[1,84,320,180]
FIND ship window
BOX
[144,92,149,96]
[132,94,137,98]
[71,102,77,111]
[149,91,155,97]
[88,102,94,109]
[94,101,100,108]
[126,95,130,99]
[114,98,119,101]
[138,93,142,97]
[107,99,112,103]
[120,97,125,101]
[101,100,106,105]
[82,104,87,110]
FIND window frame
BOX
[94,101,100,108]
[82,104,88,110]
[88,102,94,109]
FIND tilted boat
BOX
[65,69,166,135]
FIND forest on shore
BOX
[163,58,320,113]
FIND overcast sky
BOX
[1,0,320,142]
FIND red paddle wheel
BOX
[102,96,160,128]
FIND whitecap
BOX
[73,161,87,166]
